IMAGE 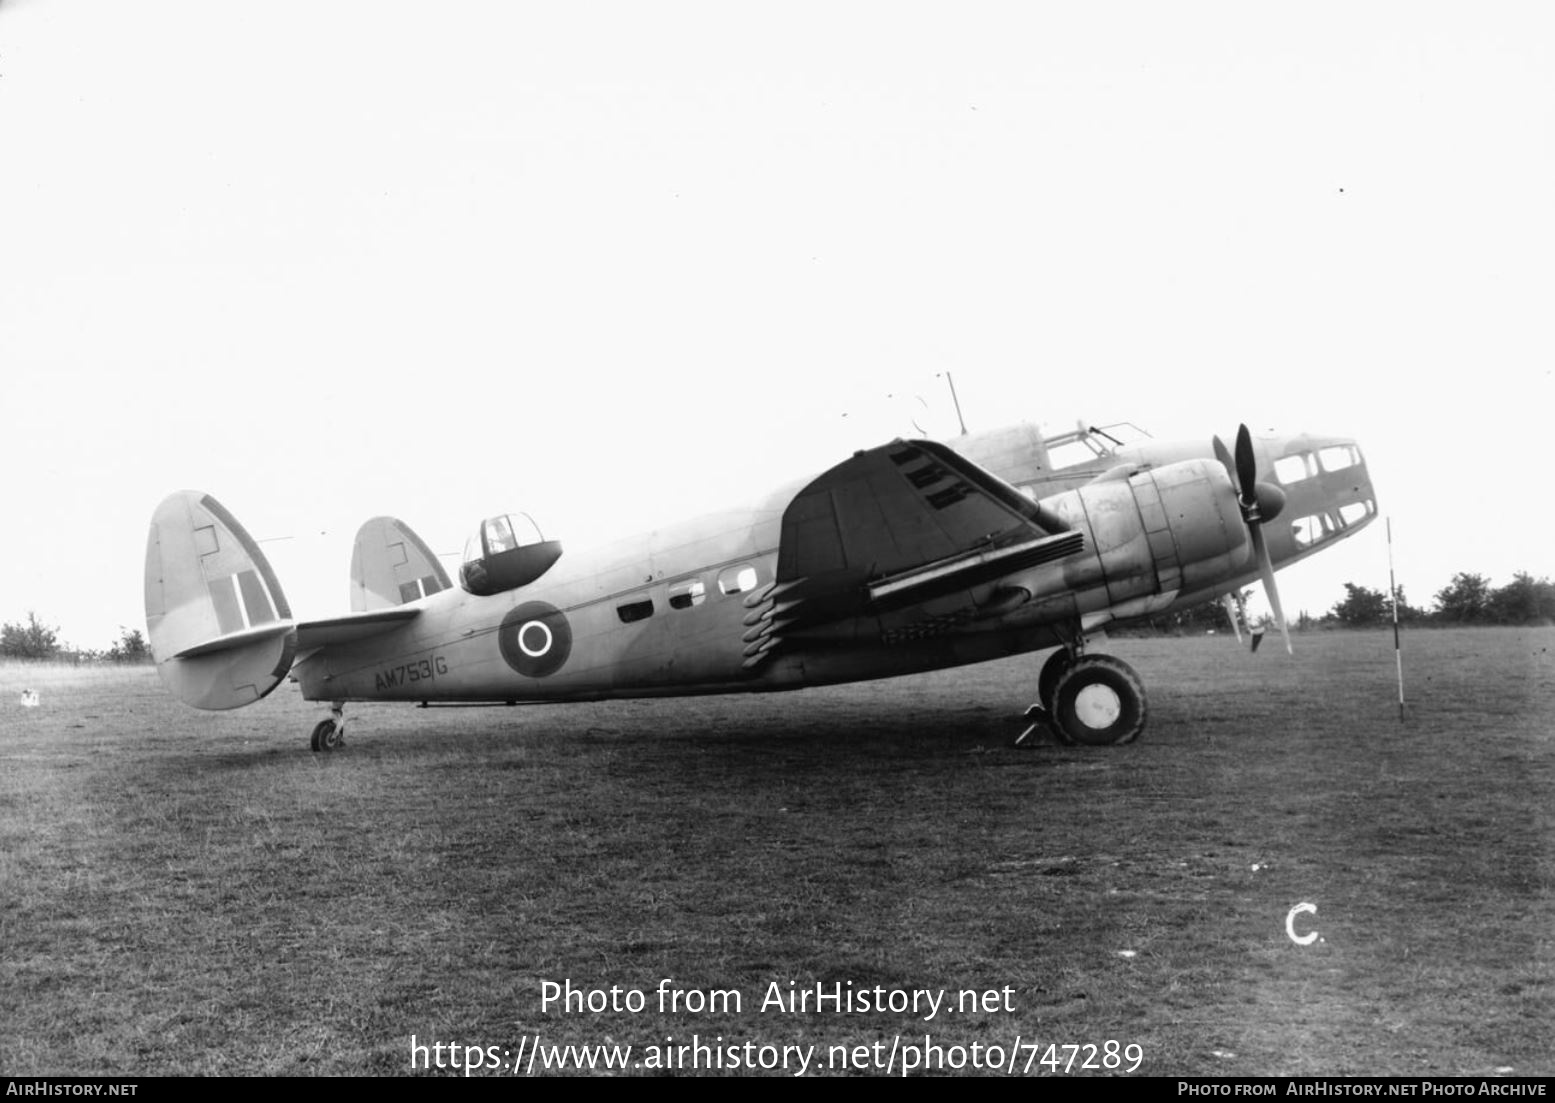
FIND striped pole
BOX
[1387,517,1405,722]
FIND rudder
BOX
[145,491,297,710]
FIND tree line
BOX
[0,613,151,664]
[1115,570,1554,636]
[1325,571,1555,627]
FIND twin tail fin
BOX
[144,491,297,710]
[146,493,446,711]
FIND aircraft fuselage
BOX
[291,427,1375,705]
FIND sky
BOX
[2,1,1552,650]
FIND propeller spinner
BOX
[1213,425,1292,655]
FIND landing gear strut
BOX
[1037,648,1074,715]
[1016,647,1076,746]
[310,702,346,752]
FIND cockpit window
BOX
[1042,423,1148,471]
[1048,438,1109,469]
[484,516,518,555]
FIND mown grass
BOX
[1,627,1551,1076]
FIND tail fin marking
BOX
[350,516,453,612]
[145,491,297,711]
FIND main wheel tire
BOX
[1037,649,1073,713]
[1050,654,1147,746]
[311,719,342,753]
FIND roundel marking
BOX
[517,620,553,658]
[498,601,572,678]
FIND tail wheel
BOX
[1050,654,1147,746]
[310,719,343,753]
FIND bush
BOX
[0,613,60,660]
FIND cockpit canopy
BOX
[459,513,563,596]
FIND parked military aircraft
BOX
[144,422,1375,750]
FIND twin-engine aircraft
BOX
[144,422,1375,750]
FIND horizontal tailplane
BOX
[145,491,297,710]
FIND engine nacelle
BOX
[1025,458,1249,618]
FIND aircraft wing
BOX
[742,440,1083,665]
[776,440,1066,578]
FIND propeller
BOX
[1212,424,1292,655]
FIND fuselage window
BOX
[617,598,654,624]
[669,579,706,610]
[717,564,760,596]
[1292,512,1337,549]
[1274,453,1317,484]
[1339,501,1372,526]
[1318,445,1361,474]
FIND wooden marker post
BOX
[1387,517,1405,722]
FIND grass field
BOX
[2,627,1551,1077]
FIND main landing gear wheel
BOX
[1049,654,1147,746]
[1038,649,1074,714]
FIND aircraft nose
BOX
[1265,434,1378,554]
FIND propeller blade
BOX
[1250,523,1293,655]
[1217,423,1292,653]
[1213,435,1238,493]
[1234,424,1259,511]
[1220,593,1243,644]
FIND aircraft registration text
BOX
[376,655,449,692]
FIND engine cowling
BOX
[1032,458,1250,615]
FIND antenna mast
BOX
[942,372,968,436]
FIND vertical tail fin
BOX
[349,516,452,611]
[145,491,297,710]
